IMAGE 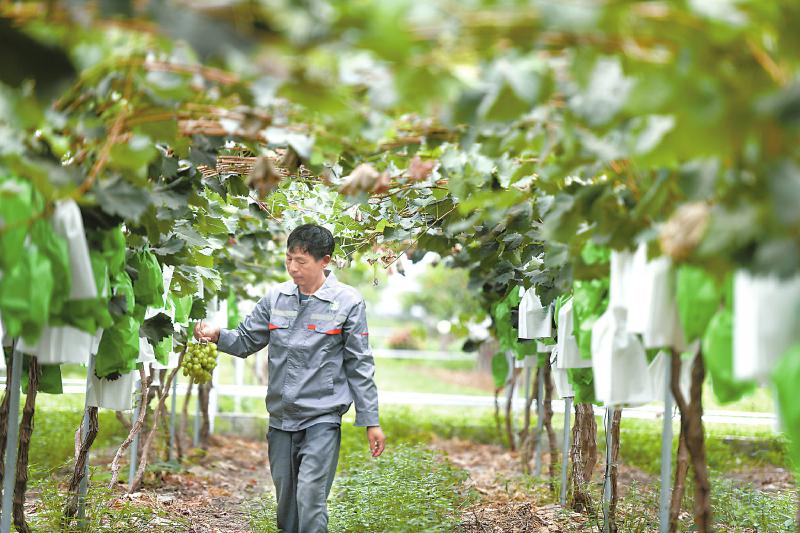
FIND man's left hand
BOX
[366,426,386,457]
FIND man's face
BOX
[285,247,330,285]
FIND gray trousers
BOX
[267,422,342,533]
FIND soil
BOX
[434,437,593,532]
[726,464,796,492]
[59,432,794,533]
[110,435,271,532]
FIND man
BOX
[194,223,385,533]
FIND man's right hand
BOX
[194,321,221,343]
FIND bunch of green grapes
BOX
[181,342,218,384]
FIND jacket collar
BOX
[278,269,338,303]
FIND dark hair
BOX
[287,224,335,260]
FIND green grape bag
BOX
[0,177,36,271]
[558,288,600,405]
[52,251,109,332]
[572,278,609,360]
[132,304,147,323]
[94,315,141,378]
[567,367,596,404]
[702,308,756,404]
[154,335,172,366]
[677,265,721,343]
[0,248,54,344]
[22,355,63,395]
[553,293,571,327]
[54,251,113,333]
[773,345,800,482]
[31,219,72,316]
[112,271,136,315]
[171,294,193,324]
[130,250,164,308]
[102,227,127,276]
[491,351,509,389]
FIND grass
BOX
[248,407,482,532]
[615,418,789,475]
[373,358,490,396]
[245,405,796,532]
[22,394,129,478]
[14,354,797,532]
[8,395,795,532]
[249,444,475,533]
[611,477,797,532]
[703,384,775,414]
[25,473,187,532]
[20,381,791,483]
[247,406,495,532]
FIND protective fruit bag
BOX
[772,345,800,483]
[702,308,755,404]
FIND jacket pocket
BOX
[305,361,336,399]
[307,321,343,335]
[266,317,291,345]
[267,316,291,330]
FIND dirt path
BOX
[124,435,272,532]
[432,437,593,532]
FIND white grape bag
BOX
[733,271,800,381]
[591,307,652,406]
[550,350,575,398]
[137,336,156,364]
[52,200,97,300]
[518,287,553,339]
[86,370,135,411]
[645,345,697,404]
[536,342,554,353]
[625,244,686,350]
[556,298,591,369]
[626,243,650,334]
[609,249,636,312]
[90,329,104,355]
[514,355,537,369]
[19,326,92,365]
[647,350,670,402]
[165,350,180,369]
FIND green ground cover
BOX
[6,396,794,532]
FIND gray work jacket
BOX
[217,270,380,431]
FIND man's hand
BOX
[194,321,221,343]
[366,426,385,457]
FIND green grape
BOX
[182,341,219,384]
